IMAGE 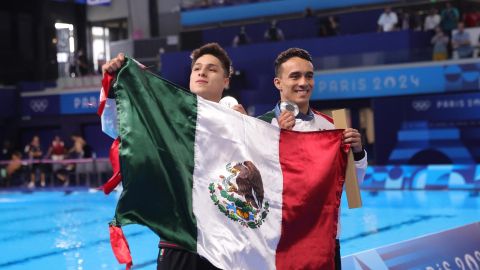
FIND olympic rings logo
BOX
[411,100,431,111]
[29,99,49,112]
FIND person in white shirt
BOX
[424,8,441,32]
[377,6,398,32]
[258,48,367,270]
[452,22,473,59]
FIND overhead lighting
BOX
[55,23,74,30]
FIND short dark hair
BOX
[274,48,313,76]
[190,43,233,77]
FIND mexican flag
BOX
[99,58,348,270]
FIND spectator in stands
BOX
[452,22,473,59]
[411,10,424,31]
[396,9,410,30]
[397,9,423,31]
[431,27,449,60]
[303,7,314,18]
[464,9,480,27]
[377,6,398,32]
[264,20,285,42]
[47,135,66,161]
[24,135,46,188]
[232,26,251,47]
[75,49,89,76]
[47,135,66,174]
[69,134,92,159]
[5,151,23,187]
[318,16,340,37]
[424,8,441,33]
[55,134,91,186]
[440,2,460,35]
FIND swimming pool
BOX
[0,189,478,269]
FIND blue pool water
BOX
[0,189,478,270]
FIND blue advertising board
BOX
[60,91,99,115]
[21,91,100,116]
[374,92,480,165]
[402,92,480,121]
[341,222,480,270]
[21,95,60,116]
[313,61,480,100]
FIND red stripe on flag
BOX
[109,225,133,270]
[312,109,334,124]
[101,138,122,194]
[98,72,115,116]
[276,129,347,270]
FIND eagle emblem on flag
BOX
[209,161,270,229]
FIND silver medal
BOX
[219,96,239,108]
[280,101,299,116]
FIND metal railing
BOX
[0,158,112,188]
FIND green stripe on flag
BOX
[113,58,198,251]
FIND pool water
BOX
[0,189,478,269]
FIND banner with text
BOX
[60,91,99,115]
[374,92,480,165]
[313,61,480,100]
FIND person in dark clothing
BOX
[232,26,251,47]
[76,49,89,76]
[318,15,340,37]
[264,20,285,41]
[25,135,46,188]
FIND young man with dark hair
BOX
[104,43,244,113]
[102,43,245,270]
[259,47,368,270]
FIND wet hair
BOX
[274,48,313,77]
[190,43,233,78]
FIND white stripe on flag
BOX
[193,97,283,270]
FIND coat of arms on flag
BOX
[209,161,270,229]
